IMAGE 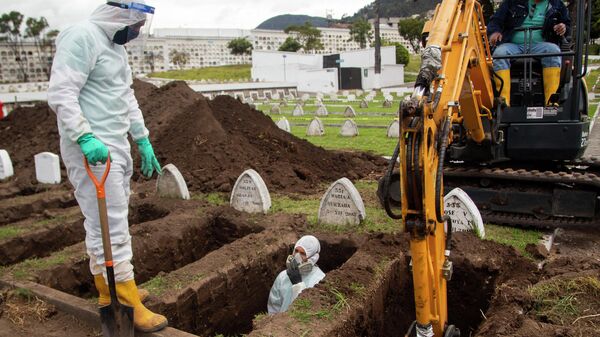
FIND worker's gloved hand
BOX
[77,133,109,165]
[136,137,162,178]
[286,256,302,285]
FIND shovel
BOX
[85,156,134,337]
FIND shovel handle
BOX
[84,156,114,267]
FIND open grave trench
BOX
[0,182,539,337]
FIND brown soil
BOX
[0,287,99,337]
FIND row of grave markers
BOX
[268,99,394,116]
[275,117,400,138]
[0,147,483,235]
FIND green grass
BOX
[290,126,397,156]
[585,68,600,93]
[529,276,600,325]
[7,251,72,280]
[484,224,543,258]
[404,54,422,74]
[149,64,251,81]
[289,298,331,323]
[0,226,25,240]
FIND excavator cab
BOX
[487,3,591,162]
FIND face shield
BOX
[106,1,155,45]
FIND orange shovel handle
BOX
[84,156,111,198]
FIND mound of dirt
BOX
[0,103,61,185]
[145,83,385,193]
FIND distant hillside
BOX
[256,14,330,30]
[350,0,438,20]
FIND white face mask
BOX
[286,253,313,275]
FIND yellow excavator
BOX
[379,0,595,336]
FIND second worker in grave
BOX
[267,235,326,314]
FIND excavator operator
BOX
[487,0,570,106]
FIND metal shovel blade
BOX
[100,301,134,337]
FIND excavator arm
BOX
[399,0,495,336]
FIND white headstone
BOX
[444,188,485,238]
[355,90,364,96]
[387,120,400,138]
[329,94,338,101]
[276,117,291,132]
[279,99,288,107]
[315,97,323,105]
[343,106,356,117]
[156,164,190,200]
[347,94,356,101]
[288,93,295,100]
[306,117,325,136]
[0,149,14,180]
[244,97,254,105]
[315,104,328,116]
[340,119,359,137]
[384,94,394,102]
[270,105,281,114]
[301,93,310,102]
[230,169,271,214]
[316,92,324,100]
[34,152,61,184]
[383,99,393,108]
[360,99,369,108]
[293,104,304,116]
[318,178,366,226]
[272,93,281,100]
[342,90,350,96]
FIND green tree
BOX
[227,37,253,56]
[25,17,50,79]
[382,39,410,65]
[398,17,425,53]
[0,11,28,81]
[284,22,324,52]
[348,18,372,49]
[278,36,302,52]
[169,49,189,69]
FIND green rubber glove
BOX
[136,137,162,178]
[77,133,109,165]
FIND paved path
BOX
[584,105,600,158]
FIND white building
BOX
[0,41,53,83]
[252,46,404,93]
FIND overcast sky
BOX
[0,0,372,32]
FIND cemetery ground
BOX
[0,80,599,336]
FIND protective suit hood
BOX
[89,1,147,42]
[294,235,321,266]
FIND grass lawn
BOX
[404,53,422,74]
[289,126,397,156]
[149,64,251,81]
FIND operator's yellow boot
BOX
[94,275,149,306]
[543,67,561,106]
[494,69,511,106]
[93,276,166,332]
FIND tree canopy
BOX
[284,22,324,52]
[278,36,302,52]
[348,18,373,49]
[227,37,253,56]
[398,17,425,53]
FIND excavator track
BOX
[443,157,600,228]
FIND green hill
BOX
[350,0,438,20]
[256,14,330,30]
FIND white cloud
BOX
[0,0,371,31]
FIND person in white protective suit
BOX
[267,235,326,314]
[47,0,167,332]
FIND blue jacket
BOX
[487,0,571,45]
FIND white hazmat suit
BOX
[48,2,150,282]
[268,235,326,314]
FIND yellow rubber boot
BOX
[494,69,511,107]
[543,67,561,106]
[94,275,149,306]
[115,279,168,332]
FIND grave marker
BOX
[329,94,338,101]
[318,178,366,226]
[343,106,356,117]
[306,117,325,136]
[360,99,369,108]
[156,164,190,200]
[301,93,310,102]
[387,119,400,138]
[276,117,291,132]
[383,99,393,108]
[293,104,304,116]
[0,149,14,180]
[316,92,324,100]
[340,119,359,137]
[34,152,61,184]
[342,90,349,96]
[270,105,281,114]
[444,188,485,238]
[355,90,364,96]
[279,99,288,107]
[230,169,271,214]
[315,104,328,116]
[347,94,356,101]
